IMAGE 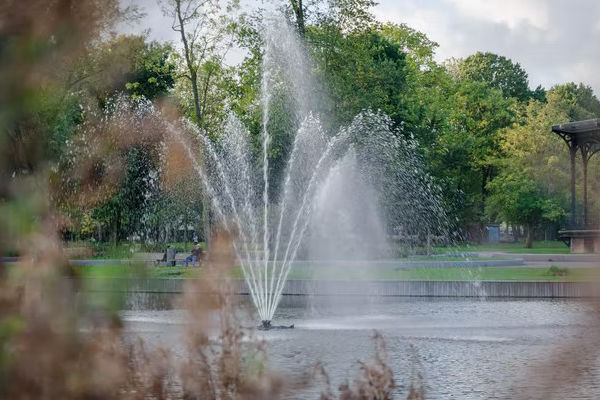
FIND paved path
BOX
[477,252,600,269]
[4,252,599,269]
[523,261,600,269]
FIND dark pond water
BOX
[121,296,600,399]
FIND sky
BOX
[121,0,600,95]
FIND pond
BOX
[121,296,600,399]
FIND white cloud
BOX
[445,0,550,31]
[120,0,600,96]
[374,0,600,95]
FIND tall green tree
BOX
[457,51,536,101]
[308,25,410,128]
[163,0,238,131]
[286,0,376,36]
[56,35,177,244]
[427,80,517,232]
[486,170,564,248]
[126,42,176,100]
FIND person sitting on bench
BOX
[185,243,203,267]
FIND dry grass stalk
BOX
[0,2,423,399]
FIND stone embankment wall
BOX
[83,278,600,298]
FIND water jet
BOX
[174,17,448,326]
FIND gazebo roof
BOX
[552,118,600,146]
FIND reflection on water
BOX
[120,295,600,399]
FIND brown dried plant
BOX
[316,334,424,400]
[0,2,423,399]
[176,231,286,400]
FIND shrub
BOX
[547,265,569,277]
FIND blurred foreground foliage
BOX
[0,1,426,398]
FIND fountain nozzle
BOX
[258,320,293,330]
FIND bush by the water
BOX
[547,265,569,277]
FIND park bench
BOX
[133,251,189,266]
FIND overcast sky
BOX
[122,0,600,94]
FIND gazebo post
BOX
[582,147,589,226]
[569,145,577,227]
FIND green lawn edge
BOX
[73,264,599,282]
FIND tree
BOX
[379,22,438,70]
[0,0,135,182]
[457,52,533,101]
[486,170,564,248]
[379,23,452,148]
[163,0,237,131]
[307,25,410,127]
[126,42,176,100]
[55,35,178,244]
[283,0,377,37]
[500,83,600,194]
[492,82,600,241]
[550,82,600,121]
[67,35,176,109]
[426,80,517,232]
[289,0,306,37]
[162,0,239,245]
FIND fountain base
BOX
[258,320,294,330]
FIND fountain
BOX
[64,15,450,329]
[168,18,450,327]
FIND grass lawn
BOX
[391,267,598,281]
[281,266,599,281]
[74,264,203,279]
[433,241,570,255]
[58,240,569,260]
[64,241,206,259]
[404,256,508,261]
[73,263,599,282]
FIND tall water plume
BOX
[169,18,449,323]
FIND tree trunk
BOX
[202,197,210,248]
[190,70,202,126]
[175,0,211,246]
[426,228,431,256]
[183,213,188,249]
[525,224,533,248]
[290,0,305,37]
[175,0,202,126]
[112,208,120,247]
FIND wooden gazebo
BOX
[552,118,600,252]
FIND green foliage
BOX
[457,51,533,101]
[308,24,410,128]
[547,265,569,277]
[379,22,438,70]
[550,82,600,120]
[173,56,234,133]
[125,41,176,100]
[427,80,517,228]
[486,170,565,227]
[73,35,176,104]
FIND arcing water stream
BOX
[155,18,447,324]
